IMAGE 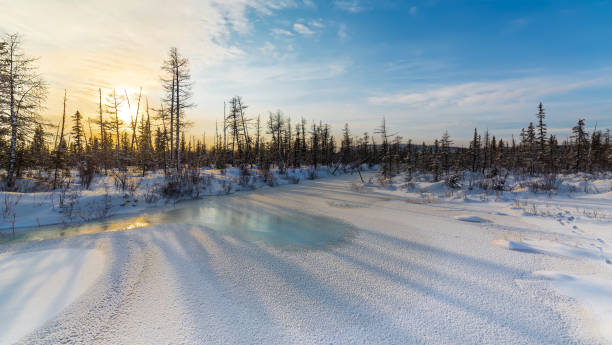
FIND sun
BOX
[113,87,144,125]
[116,101,133,125]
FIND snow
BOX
[493,239,609,263]
[455,215,490,223]
[0,248,105,345]
[371,171,612,343]
[534,271,612,342]
[1,171,612,343]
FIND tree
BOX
[71,110,85,155]
[536,102,547,162]
[0,33,47,188]
[341,123,353,164]
[53,90,67,188]
[29,123,47,169]
[161,47,193,172]
[138,100,153,175]
[267,110,285,172]
[440,130,453,173]
[571,119,588,171]
[375,117,394,178]
[469,128,480,172]
[105,89,124,167]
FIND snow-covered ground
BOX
[0,248,105,345]
[1,171,611,344]
[372,171,612,343]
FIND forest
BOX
[1,32,611,195]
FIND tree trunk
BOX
[175,65,181,172]
[7,48,16,189]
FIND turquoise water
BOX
[1,195,354,249]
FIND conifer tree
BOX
[536,102,547,161]
[571,119,588,171]
[469,128,480,172]
[71,110,85,156]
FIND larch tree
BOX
[161,47,193,173]
[105,89,124,167]
[0,33,47,188]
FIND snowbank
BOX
[0,248,105,345]
[534,271,612,342]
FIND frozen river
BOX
[4,192,355,250]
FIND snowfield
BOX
[0,249,105,345]
[1,171,612,344]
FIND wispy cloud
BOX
[309,19,325,28]
[293,23,315,36]
[0,0,295,121]
[334,0,368,13]
[368,76,609,109]
[272,28,295,37]
[338,23,349,41]
[302,0,317,9]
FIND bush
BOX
[160,170,206,199]
[445,174,462,189]
[78,158,96,189]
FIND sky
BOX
[1,0,612,145]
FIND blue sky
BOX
[2,0,612,143]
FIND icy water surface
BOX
[1,194,354,249]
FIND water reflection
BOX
[1,196,354,249]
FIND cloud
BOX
[309,19,325,28]
[337,23,349,41]
[334,0,367,13]
[302,0,317,9]
[368,76,609,109]
[293,23,315,36]
[0,0,295,122]
[272,28,295,37]
[409,6,418,16]
[259,42,278,57]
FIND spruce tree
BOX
[571,119,588,171]
[469,128,480,172]
[71,110,85,156]
[536,102,547,161]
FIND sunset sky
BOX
[2,0,612,144]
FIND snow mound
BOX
[492,239,539,253]
[455,215,490,223]
[493,239,609,263]
[0,249,106,345]
[534,271,612,342]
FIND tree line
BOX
[1,33,611,191]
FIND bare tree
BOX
[0,33,47,188]
[161,47,193,172]
[105,89,124,167]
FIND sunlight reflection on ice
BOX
[5,195,354,250]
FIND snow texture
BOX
[0,249,105,345]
